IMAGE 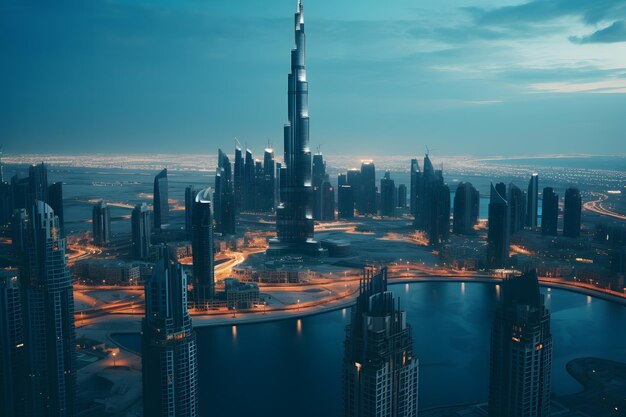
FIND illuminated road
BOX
[583,192,626,221]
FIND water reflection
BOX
[297,319,302,334]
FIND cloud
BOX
[569,20,626,43]
[529,78,626,93]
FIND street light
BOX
[297,299,300,311]
[112,351,117,367]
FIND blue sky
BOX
[1,0,625,156]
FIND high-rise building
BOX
[20,201,76,416]
[185,185,197,239]
[0,269,26,417]
[525,173,538,228]
[319,178,335,221]
[409,158,420,219]
[488,270,552,417]
[131,203,151,260]
[48,181,64,236]
[413,155,450,245]
[563,187,581,238]
[142,248,198,417]
[0,181,11,226]
[10,209,29,259]
[380,171,396,217]
[397,184,407,208]
[153,168,169,230]
[243,149,255,211]
[192,188,214,308]
[346,169,361,215]
[263,148,276,212]
[28,163,48,208]
[312,153,326,220]
[11,175,29,210]
[487,183,510,268]
[92,200,111,246]
[234,145,244,213]
[338,173,347,187]
[452,182,479,235]
[269,1,325,256]
[359,161,377,215]
[338,185,354,220]
[508,184,525,235]
[214,150,236,235]
[343,267,419,417]
[541,187,558,236]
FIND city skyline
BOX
[2,0,625,155]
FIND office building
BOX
[359,160,376,215]
[269,0,325,256]
[410,158,420,218]
[488,270,552,417]
[563,187,581,238]
[48,181,64,235]
[0,269,26,417]
[263,148,276,212]
[452,182,479,235]
[508,184,525,234]
[338,185,355,220]
[525,173,538,228]
[487,183,510,268]
[319,178,335,221]
[192,188,214,308]
[397,184,407,208]
[131,203,151,260]
[142,248,198,417]
[214,150,236,235]
[234,145,244,212]
[380,171,396,217]
[343,267,419,417]
[413,155,450,245]
[20,201,76,416]
[541,187,558,236]
[92,200,111,246]
[185,185,197,239]
[153,168,169,230]
[28,162,48,208]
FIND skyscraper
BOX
[413,155,450,245]
[338,185,355,220]
[452,182,479,235]
[153,168,169,230]
[263,148,276,212]
[234,145,244,213]
[92,200,111,246]
[243,149,256,211]
[359,161,377,216]
[487,183,510,268]
[142,248,198,417]
[192,188,214,308]
[0,269,26,417]
[397,184,407,208]
[10,209,29,259]
[525,173,538,228]
[541,187,558,236]
[319,177,335,221]
[0,181,11,226]
[563,187,581,238]
[488,271,552,417]
[214,150,236,235]
[48,181,64,236]
[20,201,76,416]
[346,169,361,215]
[343,267,419,417]
[131,203,151,260]
[409,158,420,218]
[185,185,197,239]
[28,162,48,208]
[380,171,396,217]
[508,183,526,235]
[312,152,326,220]
[269,0,324,256]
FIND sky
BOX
[1,0,625,157]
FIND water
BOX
[113,282,626,416]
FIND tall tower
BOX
[563,187,581,238]
[541,187,558,236]
[92,200,111,246]
[20,201,76,416]
[487,183,510,268]
[453,182,479,235]
[142,248,198,417]
[343,267,419,417]
[525,173,538,228]
[269,0,324,256]
[380,171,396,217]
[192,188,214,308]
[131,203,151,260]
[488,270,552,417]
[153,168,169,230]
